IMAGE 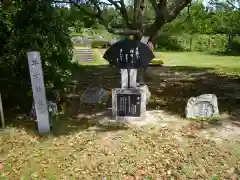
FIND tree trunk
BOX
[143,19,165,38]
[227,32,233,52]
[189,35,193,51]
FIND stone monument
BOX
[80,86,109,104]
[185,94,219,119]
[27,51,51,133]
[103,38,155,120]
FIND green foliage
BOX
[154,33,228,52]
[229,36,240,54]
[154,33,184,51]
[57,0,239,54]
[189,34,227,52]
[150,59,164,65]
[0,0,73,112]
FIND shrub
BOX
[154,33,228,53]
[0,0,73,112]
[151,59,164,65]
[231,36,240,54]
[154,32,184,51]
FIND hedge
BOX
[154,33,231,53]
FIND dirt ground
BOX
[63,64,240,143]
[1,64,240,179]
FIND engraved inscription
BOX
[193,101,214,117]
[185,94,219,119]
[117,94,141,117]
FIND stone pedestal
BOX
[112,88,147,121]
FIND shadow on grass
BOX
[207,51,240,56]
[68,64,240,119]
[4,63,240,135]
[5,111,128,137]
[146,66,240,119]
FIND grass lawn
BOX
[154,51,240,75]
[1,50,240,179]
[78,49,240,75]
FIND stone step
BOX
[75,50,93,52]
[75,53,93,56]
[74,51,92,54]
[75,54,93,56]
[76,53,94,61]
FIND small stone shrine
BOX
[103,37,154,120]
[29,101,58,128]
[185,94,219,119]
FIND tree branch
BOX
[168,0,192,22]
[107,0,131,28]
[144,0,192,38]
[148,0,160,16]
[55,0,191,37]
[226,0,240,10]
[54,0,141,35]
[54,0,97,17]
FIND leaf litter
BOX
[0,123,239,180]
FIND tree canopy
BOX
[0,0,73,111]
[55,0,193,38]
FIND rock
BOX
[80,86,109,104]
[185,94,219,119]
[159,82,166,88]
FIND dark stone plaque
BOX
[117,93,141,117]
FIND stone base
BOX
[136,84,151,103]
[112,88,147,121]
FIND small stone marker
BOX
[30,101,58,128]
[27,51,50,134]
[80,86,109,104]
[185,94,219,119]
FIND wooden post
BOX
[0,92,5,129]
